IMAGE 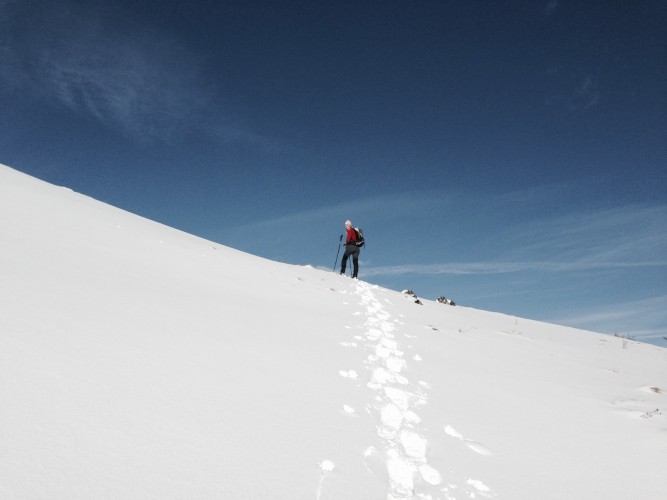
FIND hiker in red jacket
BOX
[340,219,360,278]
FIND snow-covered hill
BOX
[1,163,666,499]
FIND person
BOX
[340,219,360,278]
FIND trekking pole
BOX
[333,234,343,271]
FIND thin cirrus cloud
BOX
[362,260,667,278]
[503,205,667,264]
[363,203,667,277]
[549,295,667,340]
[0,3,258,145]
[571,76,600,111]
[42,43,202,136]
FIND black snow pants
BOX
[340,244,360,278]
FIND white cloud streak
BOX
[0,2,262,144]
[482,202,665,262]
[228,192,446,231]
[366,199,666,272]
[363,260,667,278]
[549,295,667,340]
[41,41,203,138]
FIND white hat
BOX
[345,220,352,226]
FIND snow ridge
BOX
[3,164,667,500]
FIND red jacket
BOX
[345,227,357,244]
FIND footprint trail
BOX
[334,280,498,499]
[353,282,442,499]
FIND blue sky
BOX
[1,0,665,344]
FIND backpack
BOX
[353,227,365,247]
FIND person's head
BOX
[345,220,352,229]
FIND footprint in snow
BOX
[386,449,416,495]
[399,430,428,461]
[418,463,442,485]
[444,425,493,456]
[319,460,335,472]
[384,387,420,411]
[315,460,335,500]
[341,404,356,415]
[467,478,497,498]
[377,404,403,439]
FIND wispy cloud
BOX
[0,2,262,144]
[544,0,559,18]
[227,192,448,232]
[501,204,667,264]
[570,75,600,110]
[363,201,667,279]
[41,41,205,139]
[543,69,602,113]
[363,259,667,278]
[549,295,667,339]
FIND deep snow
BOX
[1,163,666,499]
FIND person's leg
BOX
[340,249,349,274]
[352,247,359,278]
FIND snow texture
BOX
[1,163,666,499]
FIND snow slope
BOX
[1,163,666,499]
